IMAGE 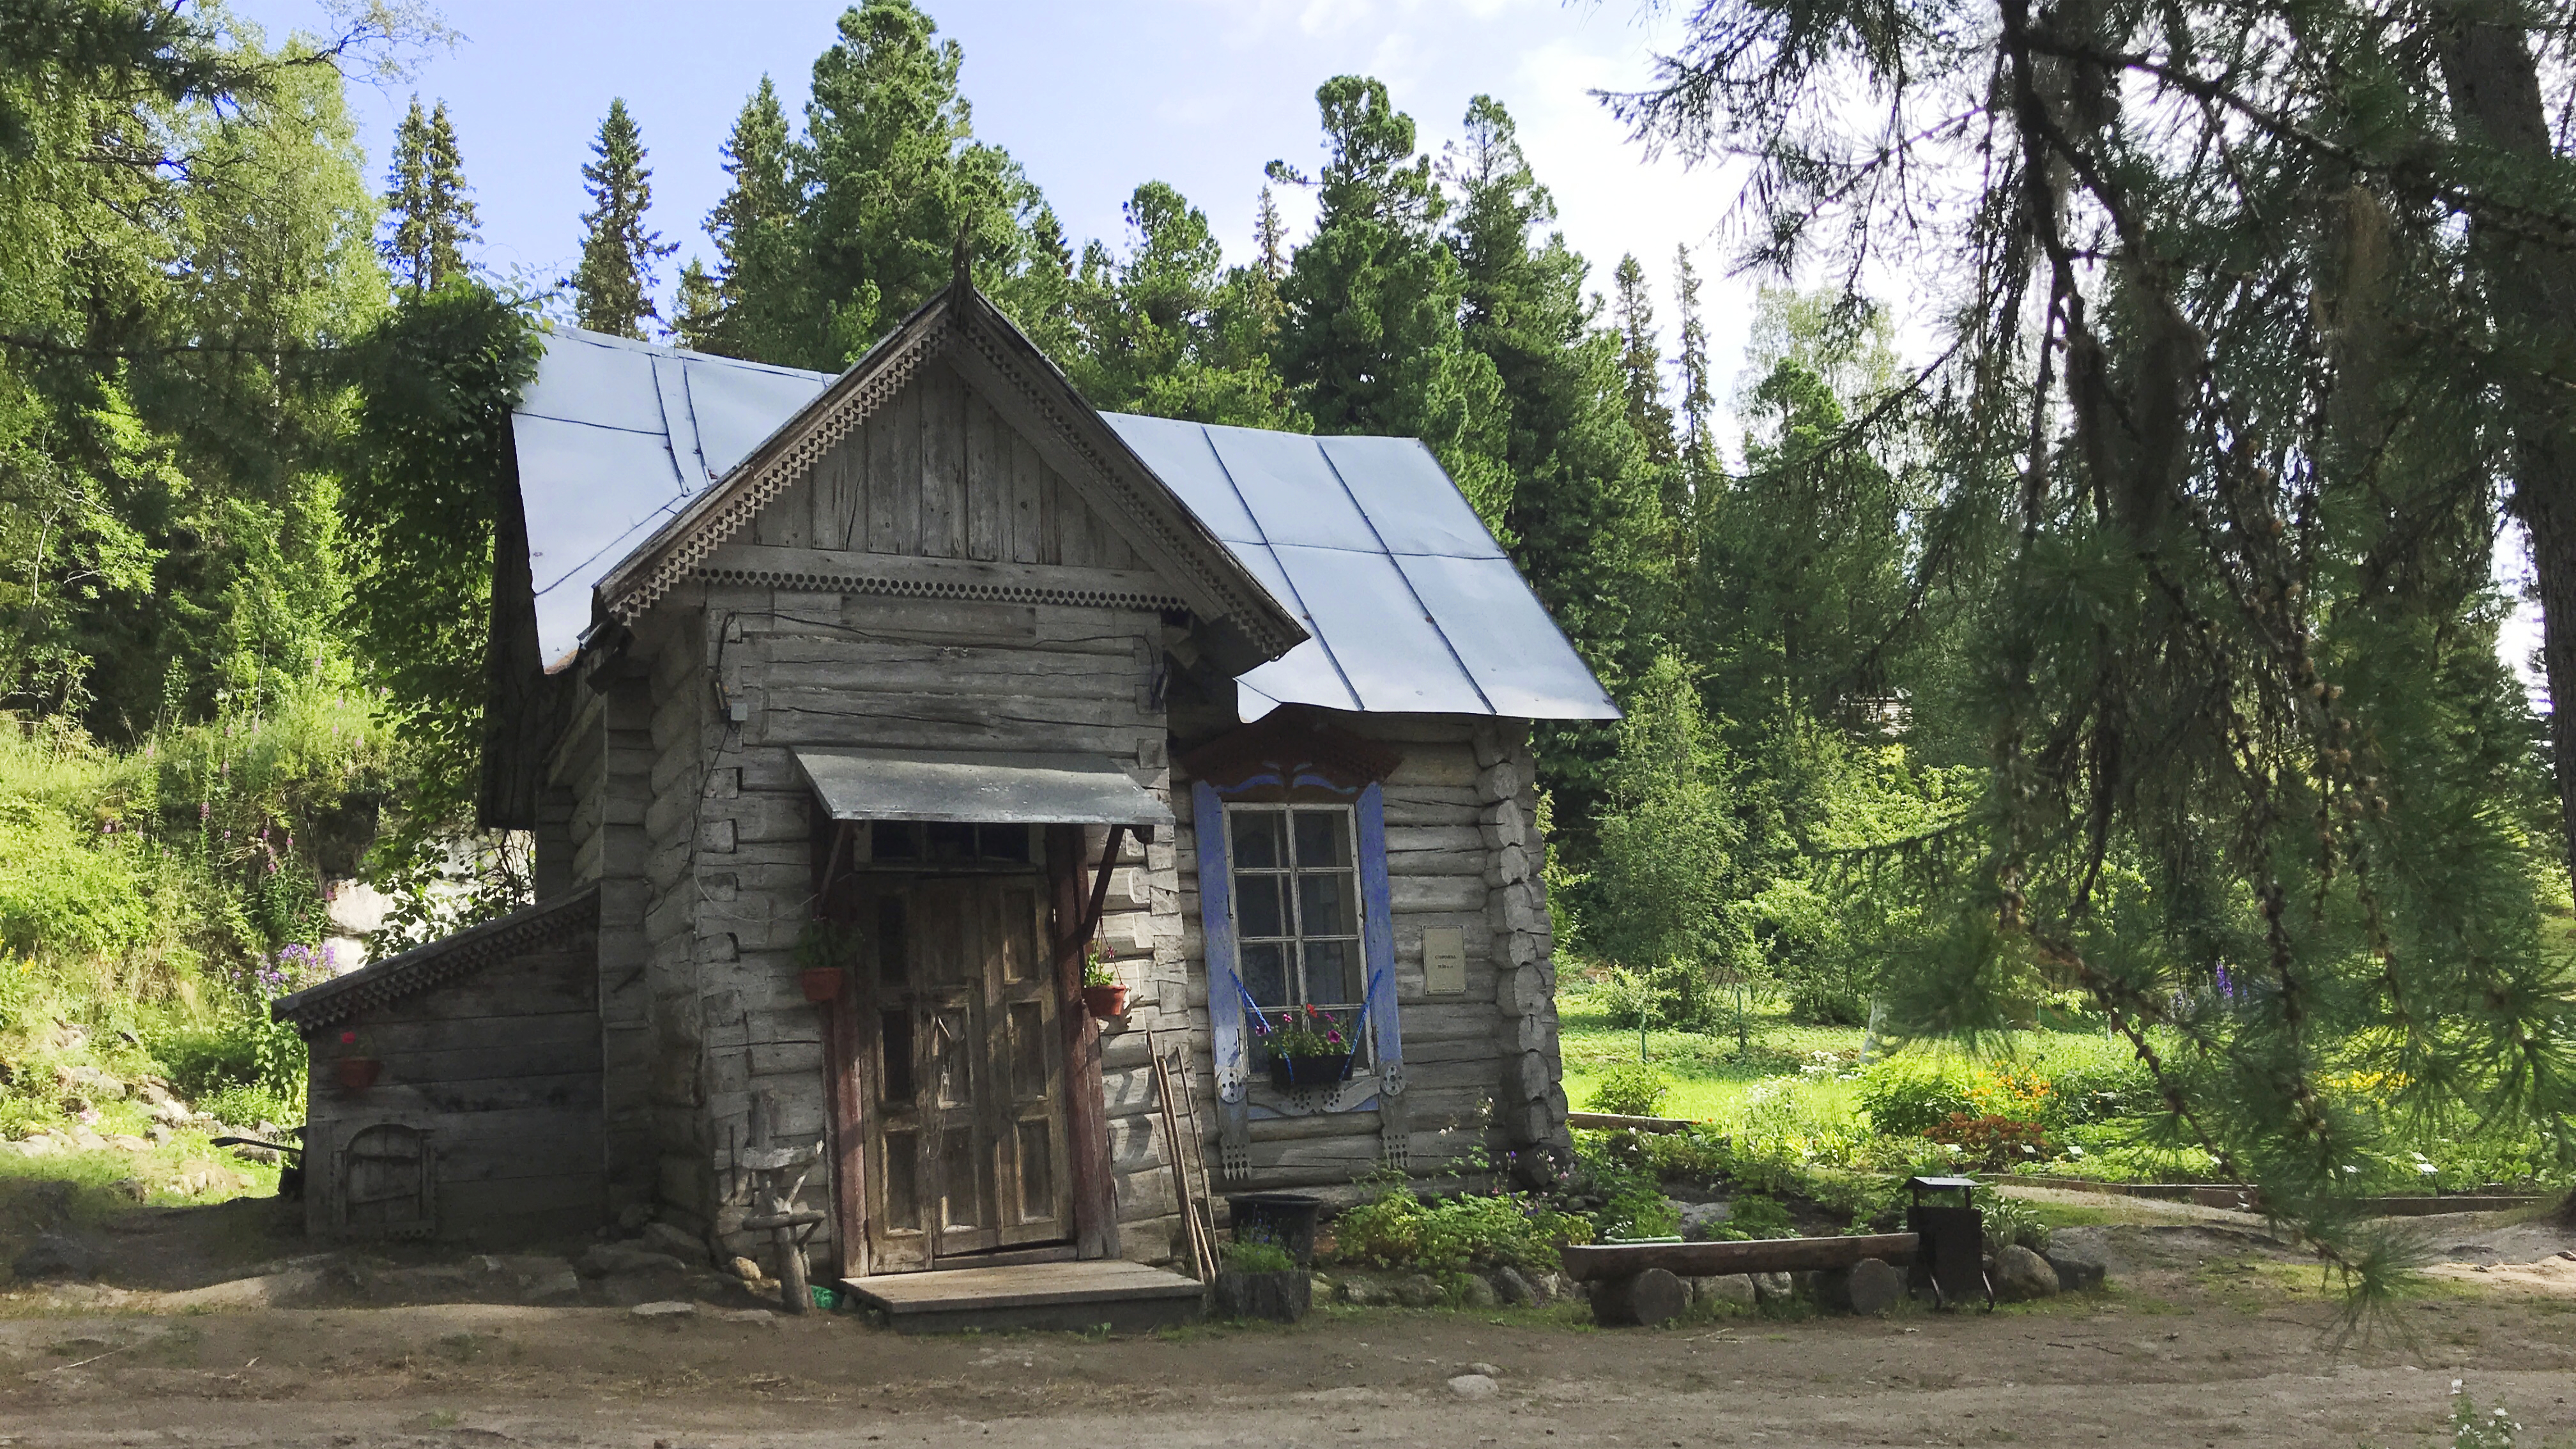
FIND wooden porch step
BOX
[839,1259,1206,1335]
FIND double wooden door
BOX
[854,875,1071,1271]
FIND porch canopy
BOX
[793,748,1173,834]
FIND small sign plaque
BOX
[1422,926,1467,995]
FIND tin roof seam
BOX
[1195,422,1364,713]
[1315,441,1496,716]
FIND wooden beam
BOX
[1560,1232,1919,1283]
[824,977,868,1278]
[1078,824,1127,949]
[1047,824,1119,1260]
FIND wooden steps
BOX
[838,1259,1205,1335]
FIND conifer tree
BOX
[1270,75,1509,531]
[668,257,720,349]
[1615,0,2576,1275]
[799,0,1051,365]
[1062,181,1298,428]
[1611,254,1675,470]
[690,77,813,363]
[571,98,675,339]
[381,96,479,294]
[1671,245,1715,483]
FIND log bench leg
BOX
[1587,1269,1686,1328]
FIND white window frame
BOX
[1222,800,1370,1066]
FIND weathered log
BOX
[1587,1268,1687,1327]
[1561,1233,1919,1283]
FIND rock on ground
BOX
[578,1242,689,1279]
[1445,1373,1498,1400]
[1689,1274,1757,1310]
[631,1300,697,1319]
[1993,1244,2061,1301]
[1676,1201,1732,1241]
[1491,1266,1537,1305]
[1751,1271,1795,1304]
[1455,1273,1499,1309]
[2044,1244,2108,1291]
[640,1223,707,1265]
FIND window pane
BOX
[871,820,918,859]
[1237,875,1285,939]
[1297,871,1356,937]
[1303,939,1362,1006]
[1241,942,1289,1007]
[1292,810,1350,868]
[1231,810,1284,869]
[926,821,976,861]
[977,824,1029,862]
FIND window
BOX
[1227,804,1364,1022]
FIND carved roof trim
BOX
[270,883,600,1034]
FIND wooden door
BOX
[857,875,1071,1271]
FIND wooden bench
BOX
[1561,1233,1919,1326]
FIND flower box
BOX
[334,1057,383,1093]
[799,967,844,1002]
[1269,1052,1353,1091]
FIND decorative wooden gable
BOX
[594,281,1303,671]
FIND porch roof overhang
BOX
[793,748,1172,833]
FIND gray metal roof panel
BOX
[1397,553,1620,719]
[1317,434,1504,557]
[795,747,1173,828]
[510,329,1615,721]
[1271,544,1492,715]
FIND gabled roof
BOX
[510,287,1617,722]
[271,884,600,1032]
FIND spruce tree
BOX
[571,98,675,339]
[1671,245,1715,485]
[381,96,479,294]
[1062,181,1297,427]
[1611,254,1675,470]
[1270,75,1509,531]
[691,77,813,363]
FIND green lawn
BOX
[1558,988,1873,1122]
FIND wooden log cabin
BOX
[275,279,1616,1315]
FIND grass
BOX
[1559,988,1871,1121]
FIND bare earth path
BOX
[8,1226,2576,1449]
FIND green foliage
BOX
[1223,1234,1296,1274]
[1974,1188,2049,1256]
[1855,1060,1972,1140]
[1061,181,1299,429]
[679,77,809,362]
[382,96,480,295]
[1584,1061,1672,1117]
[572,98,677,339]
[1588,654,1743,985]
[1330,1177,1590,1273]
[1716,1192,1793,1241]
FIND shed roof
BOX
[512,325,1616,722]
[271,883,600,1032]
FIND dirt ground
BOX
[5,1192,2575,1448]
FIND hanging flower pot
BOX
[335,1057,383,1093]
[1082,983,1131,1020]
[799,967,844,1003]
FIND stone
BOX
[2043,1245,2108,1292]
[1338,1276,1394,1307]
[728,1255,765,1282]
[1751,1271,1795,1304]
[1690,1274,1757,1310]
[109,1135,149,1152]
[631,1300,697,1319]
[1392,1273,1443,1308]
[579,1243,689,1279]
[1993,1245,2061,1301]
[503,1257,582,1305]
[1535,1271,1576,1304]
[721,1308,779,1326]
[1676,1201,1731,1241]
[12,1230,98,1280]
[1467,1362,1501,1378]
[1491,1266,1536,1306]
[1446,1373,1499,1400]
[1844,1258,1906,1316]
[1455,1273,1499,1309]
[616,1203,656,1232]
[24,1178,76,1225]
[640,1222,707,1265]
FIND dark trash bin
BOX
[1227,1192,1323,1268]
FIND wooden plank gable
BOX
[747,361,1145,574]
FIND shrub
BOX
[1595,961,1728,1031]
[1975,1188,2050,1254]
[1331,1183,1590,1273]
[1856,1060,1972,1138]
[1719,1193,1795,1241]
[1586,1061,1673,1117]
[1931,1113,2050,1170]
[1225,1233,1296,1273]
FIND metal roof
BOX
[511,326,1616,721]
[795,748,1174,830]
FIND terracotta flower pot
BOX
[799,967,844,1003]
[335,1057,382,1093]
[1082,983,1131,1020]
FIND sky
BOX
[229,0,1761,394]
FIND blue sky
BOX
[232,0,1759,392]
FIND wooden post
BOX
[1047,824,1119,1260]
[824,970,867,1278]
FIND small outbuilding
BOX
[276,279,1615,1301]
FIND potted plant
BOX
[1080,942,1130,1020]
[793,920,855,1002]
[333,1029,381,1093]
[1264,1005,1353,1090]
[1209,1229,1310,1322]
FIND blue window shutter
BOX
[1359,781,1408,1164]
[1192,779,1252,1181]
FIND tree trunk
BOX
[2435,9,2576,875]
